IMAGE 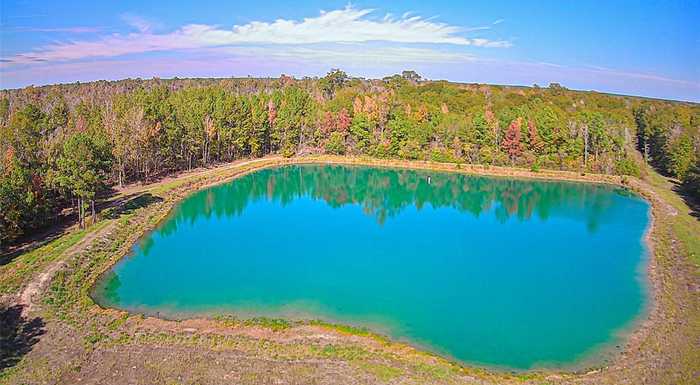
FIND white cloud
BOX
[2,5,510,65]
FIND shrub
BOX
[429,148,458,163]
[324,132,346,155]
[281,145,296,158]
[615,157,641,177]
[682,160,700,200]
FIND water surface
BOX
[94,164,649,369]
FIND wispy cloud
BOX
[3,26,100,33]
[577,65,700,87]
[2,5,510,65]
[1,14,49,21]
[470,58,700,88]
[220,44,477,65]
[120,13,159,33]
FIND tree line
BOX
[1,70,698,247]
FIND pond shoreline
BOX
[5,155,696,384]
[92,157,659,372]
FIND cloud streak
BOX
[120,13,160,33]
[2,26,100,33]
[2,45,697,102]
[3,6,510,65]
[216,44,477,65]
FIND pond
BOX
[93,164,650,369]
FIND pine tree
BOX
[52,132,111,228]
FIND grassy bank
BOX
[1,156,698,385]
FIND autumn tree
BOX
[527,119,544,154]
[337,108,351,134]
[502,118,523,164]
[267,99,277,128]
[108,99,140,187]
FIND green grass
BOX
[633,166,700,383]
[644,168,700,268]
[0,220,110,296]
[214,315,292,331]
[315,344,370,360]
[355,361,404,381]
[148,159,283,196]
[306,319,391,344]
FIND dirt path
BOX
[17,222,116,316]
[114,157,276,198]
[15,157,277,317]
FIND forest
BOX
[1,69,699,248]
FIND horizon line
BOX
[2,74,698,105]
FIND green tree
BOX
[401,70,422,83]
[276,87,313,156]
[52,132,112,228]
[319,69,349,98]
[350,114,372,154]
[5,104,45,166]
[682,159,700,200]
[668,135,695,179]
[0,98,9,126]
[0,154,46,247]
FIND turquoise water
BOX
[94,164,650,369]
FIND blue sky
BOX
[1,0,698,101]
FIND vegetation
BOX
[0,155,698,384]
[1,72,698,248]
[682,159,700,198]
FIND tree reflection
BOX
[159,164,623,235]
